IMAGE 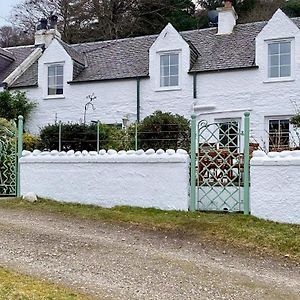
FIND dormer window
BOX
[160,53,179,88]
[268,41,291,79]
[48,64,64,95]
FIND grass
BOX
[0,198,299,262]
[0,266,91,300]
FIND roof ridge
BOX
[3,45,35,50]
[70,34,158,48]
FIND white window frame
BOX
[265,116,293,151]
[265,39,294,83]
[44,62,65,99]
[156,51,181,91]
[215,118,241,152]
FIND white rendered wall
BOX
[195,10,300,151]
[250,150,300,224]
[20,149,190,211]
[21,26,195,134]
[16,9,300,147]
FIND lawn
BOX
[0,266,90,300]
[0,198,299,262]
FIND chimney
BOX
[217,0,238,35]
[35,16,61,47]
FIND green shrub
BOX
[133,111,190,151]
[290,113,300,128]
[23,133,42,151]
[0,91,36,123]
[39,122,127,151]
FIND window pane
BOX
[280,54,291,66]
[280,42,291,54]
[56,87,64,95]
[48,87,56,95]
[280,66,291,77]
[162,66,169,76]
[269,66,279,78]
[170,75,178,86]
[170,54,178,65]
[48,76,55,86]
[269,43,279,55]
[48,66,55,76]
[270,55,279,66]
[160,55,169,66]
[57,75,64,85]
[57,65,64,76]
[161,77,169,87]
[170,65,178,76]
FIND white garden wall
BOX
[20,149,190,211]
[250,150,300,224]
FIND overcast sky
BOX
[0,0,21,26]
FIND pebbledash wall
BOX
[20,149,190,211]
[250,150,300,224]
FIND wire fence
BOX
[36,122,191,152]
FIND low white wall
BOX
[250,150,300,224]
[20,149,190,211]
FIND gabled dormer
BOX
[149,23,191,91]
[256,9,300,83]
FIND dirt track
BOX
[0,208,299,300]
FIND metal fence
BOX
[41,122,191,152]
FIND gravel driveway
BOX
[0,208,299,300]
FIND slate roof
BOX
[3,17,300,88]
[0,48,15,61]
[0,45,37,85]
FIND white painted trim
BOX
[156,50,182,91]
[265,38,295,81]
[3,48,43,87]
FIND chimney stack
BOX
[35,15,61,47]
[217,0,238,35]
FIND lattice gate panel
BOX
[196,120,245,212]
[0,120,17,197]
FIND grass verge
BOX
[0,198,299,262]
[0,266,90,300]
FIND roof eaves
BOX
[68,75,149,84]
[189,65,259,74]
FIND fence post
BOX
[58,121,62,152]
[135,122,138,151]
[190,114,197,212]
[243,112,250,215]
[17,115,23,198]
[97,121,100,154]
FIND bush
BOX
[39,122,128,151]
[290,113,300,128]
[23,133,42,151]
[0,91,36,123]
[133,111,190,151]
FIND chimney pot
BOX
[37,18,48,31]
[224,0,233,9]
[49,15,58,29]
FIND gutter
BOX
[3,47,43,87]
[68,75,149,85]
[188,65,259,75]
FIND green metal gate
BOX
[0,116,23,198]
[190,112,250,214]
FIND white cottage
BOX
[0,1,299,151]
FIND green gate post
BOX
[243,112,250,215]
[17,115,24,198]
[190,114,197,212]
[97,121,100,154]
